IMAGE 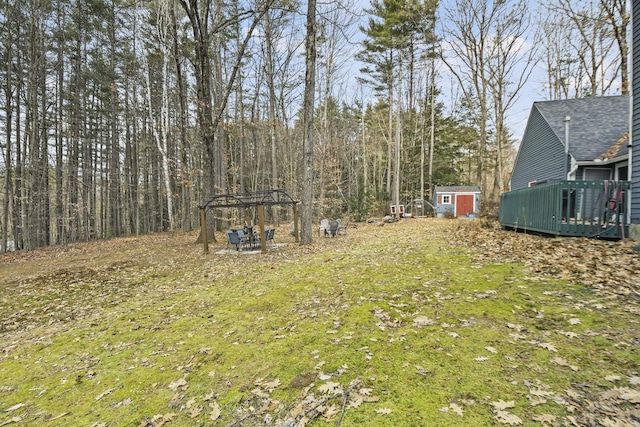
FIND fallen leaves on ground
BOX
[450,220,640,305]
[450,221,640,425]
[1,220,638,426]
[318,381,342,395]
[439,402,464,416]
[2,404,24,413]
[490,400,516,411]
[493,410,523,425]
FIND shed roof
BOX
[533,95,629,162]
[434,186,481,193]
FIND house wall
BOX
[511,107,567,190]
[632,0,640,239]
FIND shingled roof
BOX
[434,186,481,193]
[533,95,629,162]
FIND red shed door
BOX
[455,194,474,216]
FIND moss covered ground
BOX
[0,219,638,426]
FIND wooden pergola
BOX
[199,189,299,253]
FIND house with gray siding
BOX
[511,96,629,191]
[632,0,640,240]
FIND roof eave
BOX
[575,154,629,166]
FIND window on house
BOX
[617,166,628,181]
[442,195,451,204]
[583,168,611,181]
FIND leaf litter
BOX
[0,220,638,426]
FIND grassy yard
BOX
[0,219,638,426]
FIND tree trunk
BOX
[212,0,228,199]
[264,12,279,219]
[107,5,122,237]
[170,0,191,229]
[55,4,65,245]
[83,82,94,240]
[428,55,435,200]
[68,30,82,242]
[146,0,175,230]
[2,21,14,253]
[300,0,316,245]
[393,60,402,212]
[178,0,216,240]
[386,50,393,202]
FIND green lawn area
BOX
[1,219,638,426]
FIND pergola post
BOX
[293,203,300,242]
[257,203,267,253]
[200,207,209,253]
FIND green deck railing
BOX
[499,180,630,239]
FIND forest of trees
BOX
[0,0,629,251]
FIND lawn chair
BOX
[239,228,260,249]
[320,218,330,237]
[226,230,244,252]
[266,228,276,247]
[328,220,339,237]
[337,218,348,236]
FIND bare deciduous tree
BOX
[300,0,316,244]
[599,0,629,94]
[441,0,495,194]
[442,0,537,200]
[541,0,620,98]
[144,0,175,230]
[486,1,538,198]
